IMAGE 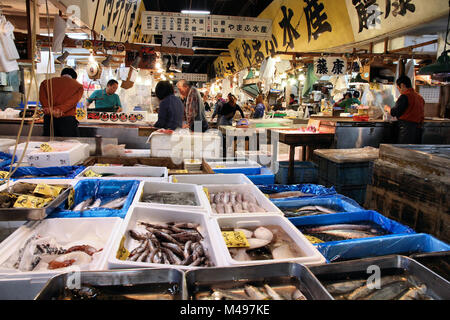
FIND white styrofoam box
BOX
[123,149,151,158]
[210,214,326,267]
[0,217,122,288]
[170,174,253,186]
[207,160,262,171]
[8,142,43,163]
[108,206,227,270]
[133,181,210,213]
[0,139,16,153]
[76,166,168,182]
[235,150,272,167]
[203,184,282,216]
[26,143,90,167]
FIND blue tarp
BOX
[0,152,16,169]
[289,210,415,244]
[48,179,139,219]
[316,233,450,263]
[4,165,85,180]
[258,184,337,200]
[272,194,362,215]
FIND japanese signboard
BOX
[214,55,236,78]
[162,32,193,49]
[172,73,208,82]
[314,57,348,77]
[346,0,448,42]
[141,11,272,40]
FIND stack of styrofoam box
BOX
[75,166,168,182]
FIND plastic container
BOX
[107,206,226,270]
[235,150,272,167]
[209,214,326,267]
[289,210,415,245]
[0,139,16,153]
[210,160,262,175]
[247,166,275,185]
[203,184,283,216]
[170,173,253,185]
[76,166,168,182]
[6,165,85,180]
[317,233,450,263]
[272,195,363,216]
[318,178,368,205]
[317,158,374,186]
[257,184,337,200]
[0,217,122,300]
[48,179,139,219]
[276,161,318,184]
[133,181,210,213]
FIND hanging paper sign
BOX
[172,73,208,82]
[162,32,193,49]
[214,55,235,78]
[142,11,272,40]
[314,57,348,77]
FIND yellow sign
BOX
[222,231,250,248]
[33,184,63,198]
[305,235,324,244]
[0,171,9,180]
[76,108,87,121]
[214,55,236,78]
[40,143,53,153]
[83,169,102,178]
[68,188,75,209]
[116,236,130,260]
[14,195,52,209]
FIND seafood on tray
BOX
[282,205,337,218]
[268,191,309,199]
[197,284,307,300]
[299,222,389,243]
[122,221,213,267]
[223,226,303,261]
[0,182,67,209]
[209,191,266,214]
[70,196,128,211]
[325,275,435,300]
[141,192,198,206]
[1,235,102,272]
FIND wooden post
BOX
[26,0,32,60]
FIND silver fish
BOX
[398,284,428,300]
[315,206,336,214]
[263,285,284,300]
[291,289,308,300]
[319,230,375,239]
[347,276,407,300]
[88,198,102,209]
[73,198,93,211]
[211,289,249,301]
[326,279,367,294]
[364,281,409,300]
[244,285,269,300]
[101,196,127,209]
[305,224,377,233]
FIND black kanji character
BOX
[237,25,243,31]
[278,6,300,49]
[304,0,332,42]
[180,37,191,48]
[352,0,382,33]
[245,25,251,32]
[265,34,278,56]
[166,33,177,46]
[392,0,416,17]
[253,25,260,32]
[332,59,345,75]
[226,62,236,73]
[252,40,265,64]
[234,47,244,69]
[229,24,235,31]
[242,40,252,66]
[316,58,328,74]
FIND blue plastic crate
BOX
[275,161,318,184]
[48,179,139,219]
[317,233,450,263]
[317,156,374,186]
[289,210,415,245]
[6,166,85,180]
[272,194,363,216]
[247,167,275,185]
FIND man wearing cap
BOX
[39,67,84,137]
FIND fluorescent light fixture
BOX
[182,61,190,65]
[181,10,210,15]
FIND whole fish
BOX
[304,224,377,233]
[291,289,307,300]
[319,230,375,239]
[326,279,367,294]
[269,191,308,199]
[88,198,102,209]
[315,206,336,214]
[211,289,249,301]
[398,284,428,300]
[244,285,269,300]
[364,281,409,300]
[101,196,127,209]
[263,284,284,300]
[347,275,407,300]
[73,198,93,211]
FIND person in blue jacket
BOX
[153,81,184,130]
[252,94,265,119]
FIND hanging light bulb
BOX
[298,74,305,81]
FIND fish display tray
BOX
[409,251,450,281]
[133,181,210,213]
[0,217,122,300]
[272,195,363,217]
[76,166,168,182]
[170,173,253,185]
[210,160,262,175]
[108,206,226,271]
[316,233,450,263]
[35,268,185,300]
[289,211,415,245]
[203,184,283,216]
[185,263,333,300]
[0,181,73,221]
[209,214,326,267]
[309,255,450,300]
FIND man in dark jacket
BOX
[384,76,425,144]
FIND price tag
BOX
[203,187,210,202]
[304,235,324,244]
[169,170,188,174]
[221,231,250,248]
[68,189,75,209]
[40,143,53,152]
[83,169,102,177]
[0,171,9,179]
[214,165,226,168]
[33,184,63,198]
[116,236,130,260]
[14,195,52,208]
[172,177,178,183]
